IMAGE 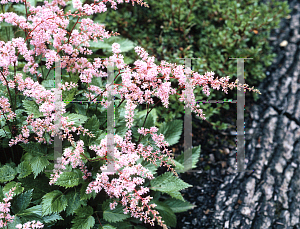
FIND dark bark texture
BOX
[175,0,300,228]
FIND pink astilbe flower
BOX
[16,220,44,229]
[49,140,92,185]
[112,42,121,53]
[0,187,15,227]
[0,96,16,121]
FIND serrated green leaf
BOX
[0,164,17,182]
[41,190,68,216]
[20,142,47,156]
[55,170,82,188]
[3,182,24,197]
[65,190,86,217]
[17,205,42,221]
[174,145,201,173]
[22,100,43,118]
[18,174,55,204]
[163,198,196,213]
[71,206,95,229]
[41,79,55,90]
[42,213,63,224]
[73,102,88,115]
[11,189,33,214]
[7,215,22,229]
[157,119,183,146]
[150,172,192,193]
[62,86,77,102]
[17,161,32,179]
[166,190,185,201]
[62,112,88,128]
[81,114,100,144]
[150,200,176,228]
[102,199,130,223]
[101,225,117,229]
[80,181,97,201]
[30,156,50,179]
[16,204,43,222]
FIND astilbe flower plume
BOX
[0,187,44,228]
[0,187,15,227]
[0,0,261,227]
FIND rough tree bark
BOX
[211,0,300,228]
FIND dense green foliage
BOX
[0,99,200,228]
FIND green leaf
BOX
[101,225,117,229]
[16,161,32,179]
[73,102,88,115]
[80,181,97,201]
[3,182,24,197]
[55,170,82,188]
[108,221,132,229]
[11,189,33,214]
[65,190,86,217]
[12,5,26,14]
[102,199,130,223]
[0,164,17,183]
[20,142,47,156]
[62,112,88,128]
[89,36,136,53]
[157,119,183,146]
[150,200,176,228]
[136,109,158,128]
[81,114,100,144]
[18,173,55,204]
[0,129,7,138]
[22,100,43,118]
[16,204,43,222]
[41,79,55,90]
[27,0,37,7]
[139,158,158,176]
[71,206,95,229]
[133,226,147,229]
[62,86,77,102]
[173,145,201,173]
[0,186,4,200]
[7,215,22,229]
[30,155,50,179]
[42,213,63,224]
[163,198,196,213]
[41,190,68,216]
[166,190,185,201]
[150,172,192,194]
